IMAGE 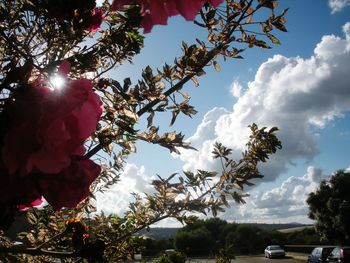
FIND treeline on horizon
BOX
[141,218,325,257]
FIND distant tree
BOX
[284,228,322,245]
[174,226,215,256]
[142,238,174,256]
[202,218,228,241]
[219,222,238,245]
[260,229,286,248]
[174,218,235,256]
[307,170,350,244]
[225,224,263,254]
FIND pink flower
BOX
[86,8,104,32]
[1,61,103,175]
[0,163,41,206]
[0,159,100,210]
[110,0,224,33]
[18,198,44,211]
[37,158,101,210]
[0,61,102,210]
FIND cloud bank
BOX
[94,164,155,215]
[95,23,350,224]
[222,166,324,223]
[329,0,350,13]
[177,23,350,184]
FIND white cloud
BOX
[177,23,350,184]
[178,107,230,172]
[222,167,324,223]
[94,23,350,225]
[94,164,155,215]
[329,0,350,13]
[230,80,243,98]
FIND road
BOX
[188,256,304,263]
[231,256,304,263]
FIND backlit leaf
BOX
[267,34,281,45]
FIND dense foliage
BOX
[155,251,187,263]
[307,170,350,245]
[172,218,327,257]
[0,0,288,261]
[174,218,289,256]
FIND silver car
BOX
[264,245,285,258]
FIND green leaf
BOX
[267,34,281,45]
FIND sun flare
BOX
[49,75,65,90]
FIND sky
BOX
[94,0,350,226]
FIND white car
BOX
[264,245,285,258]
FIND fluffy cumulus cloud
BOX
[177,23,350,184]
[329,0,350,13]
[95,23,350,223]
[94,164,155,215]
[222,166,324,223]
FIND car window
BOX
[329,248,336,257]
[331,248,341,257]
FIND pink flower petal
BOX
[209,0,224,7]
[86,8,104,32]
[39,159,101,210]
[110,0,223,33]
[57,60,71,76]
[18,197,43,211]
[1,61,103,175]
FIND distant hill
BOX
[243,222,313,231]
[137,227,179,239]
[137,223,313,240]
[278,225,315,233]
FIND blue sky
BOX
[95,0,350,226]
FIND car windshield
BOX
[270,246,282,250]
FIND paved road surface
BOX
[188,256,304,263]
[232,256,303,263]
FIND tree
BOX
[307,170,350,245]
[173,218,230,256]
[0,0,287,261]
[156,251,187,263]
[202,218,228,242]
[284,228,320,245]
[174,226,215,256]
[225,224,263,254]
